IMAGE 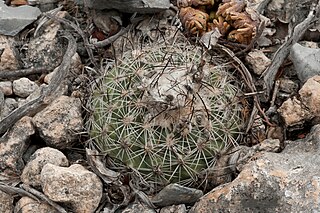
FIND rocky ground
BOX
[0,0,320,212]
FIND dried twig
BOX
[216,44,273,127]
[262,0,320,100]
[21,184,67,213]
[0,183,39,201]
[0,33,76,136]
[91,27,129,48]
[0,67,52,80]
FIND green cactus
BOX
[88,41,243,187]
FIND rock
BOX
[278,75,320,126]
[0,81,13,96]
[92,10,122,36]
[21,147,69,187]
[299,75,320,115]
[24,11,66,68]
[32,95,83,149]
[0,190,14,213]
[160,204,187,213]
[0,1,41,36]
[0,116,34,175]
[85,0,170,13]
[151,184,203,207]
[14,196,59,213]
[246,49,271,75]
[0,35,19,70]
[40,163,103,213]
[278,96,311,126]
[191,124,320,213]
[290,43,320,83]
[121,202,156,213]
[0,98,18,120]
[13,77,39,98]
[278,78,298,94]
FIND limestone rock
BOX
[40,164,103,213]
[0,116,34,175]
[246,49,271,75]
[0,1,41,36]
[290,43,320,83]
[151,184,203,207]
[0,190,13,213]
[14,196,59,213]
[0,81,13,96]
[13,77,39,98]
[0,35,19,70]
[32,95,83,149]
[191,124,320,213]
[85,0,170,13]
[21,147,69,187]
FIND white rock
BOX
[246,49,271,75]
[0,81,13,96]
[14,196,59,213]
[21,147,69,187]
[32,95,83,149]
[41,164,103,213]
[13,77,39,98]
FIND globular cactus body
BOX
[88,42,243,187]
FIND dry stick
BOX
[91,27,129,48]
[216,44,273,128]
[0,67,52,80]
[262,0,320,100]
[21,184,67,213]
[0,183,39,201]
[0,33,76,136]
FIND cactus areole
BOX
[88,43,243,187]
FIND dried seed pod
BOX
[179,7,209,35]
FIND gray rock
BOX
[191,124,320,213]
[160,204,187,213]
[40,163,103,213]
[121,202,156,213]
[32,95,83,149]
[21,147,69,187]
[0,190,13,213]
[151,184,203,207]
[14,196,59,213]
[0,116,34,175]
[0,1,41,36]
[0,35,19,70]
[13,77,39,98]
[24,11,66,68]
[0,81,13,96]
[290,43,320,83]
[85,0,170,13]
[0,98,18,120]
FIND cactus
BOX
[87,41,243,187]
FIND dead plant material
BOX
[21,184,67,213]
[0,33,76,136]
[0,67,53,80]
[262,0,320,100]
[216,44,273,129]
